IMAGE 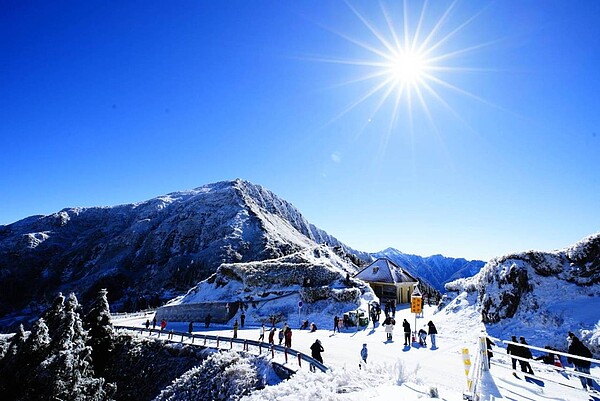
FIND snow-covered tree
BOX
[0,292,115,401]
[24,318,51,355]
[85,288,115,374]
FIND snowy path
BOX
[114,305,597,400]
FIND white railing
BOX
[111,309,156,319]
[464,335,600,400]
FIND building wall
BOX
[369,282,417,304]
[155,301,239,324]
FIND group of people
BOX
[380,317,438,349]
[506,336,535,375]
[488,331,596,392]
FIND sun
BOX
[312,1,493,144]
[389,49,427,85]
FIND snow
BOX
[116,290,600,401]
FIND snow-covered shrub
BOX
[154,351,262,401]
[300,287,361,304]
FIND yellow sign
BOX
[410,296,422,314]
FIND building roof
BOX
[353,258,418,285]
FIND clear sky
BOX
[1,1,599,261]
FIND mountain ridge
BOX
[1,179,482,331]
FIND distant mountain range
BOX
[0,179,483,331]
[373,248,485,291]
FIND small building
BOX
[354,258,418,304]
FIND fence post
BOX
[216,336,219,348]
[259,343,262,354]
[284,347,288,363]
[230,339,233,349]
[462,347,473,399]
[204,336,207,346]
[480,336,489,371]
[271,346,275,359]
[297,353,302,367]
[244,340,248,351]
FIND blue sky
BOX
[1,1,599,261]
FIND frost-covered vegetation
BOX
[444,232,600,353]
[154,351,269,401]
[0,290,276,401]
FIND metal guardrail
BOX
[464,335,600,400]
[495,338,600,384]
[111,309,157,319]
[114,324,328,373]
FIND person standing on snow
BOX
[268,327,275,344]
[258,324,265,341]
[240,312,246,328]
[427,321,438,348]
[384,318,394,341]
[567,332,594,391]
[506,335,519,372]
[285,327,293,348]
[233,319,239,339]
[310,339,324,363]
[485,335,495,368]
[402,319,411,346]
[334,316,339,333]
[518,336,534,375]
[360,343,368,369]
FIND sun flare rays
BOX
[313,0,496,151]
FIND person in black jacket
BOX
[310,339,324,363]
[427,321,438,348]
[506,335,519,371]
[485,336,495,368]
[518,337,534,375]
[402,319,411,346]
[567,332,594,390]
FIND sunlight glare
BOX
[314,0,494,148]
[389,50,427,85]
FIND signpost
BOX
[410,286,422,341]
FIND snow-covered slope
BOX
[446,232,600,354]
[373,248,486,291]
[0,179,368,329]
[166,245,374,326]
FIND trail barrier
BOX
[114,324,328,374]
[463,334,600,400]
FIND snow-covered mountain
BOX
[445,232,600,354]
[0,179,368,329]
[0,178,487,332]
[373,248,486,291]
